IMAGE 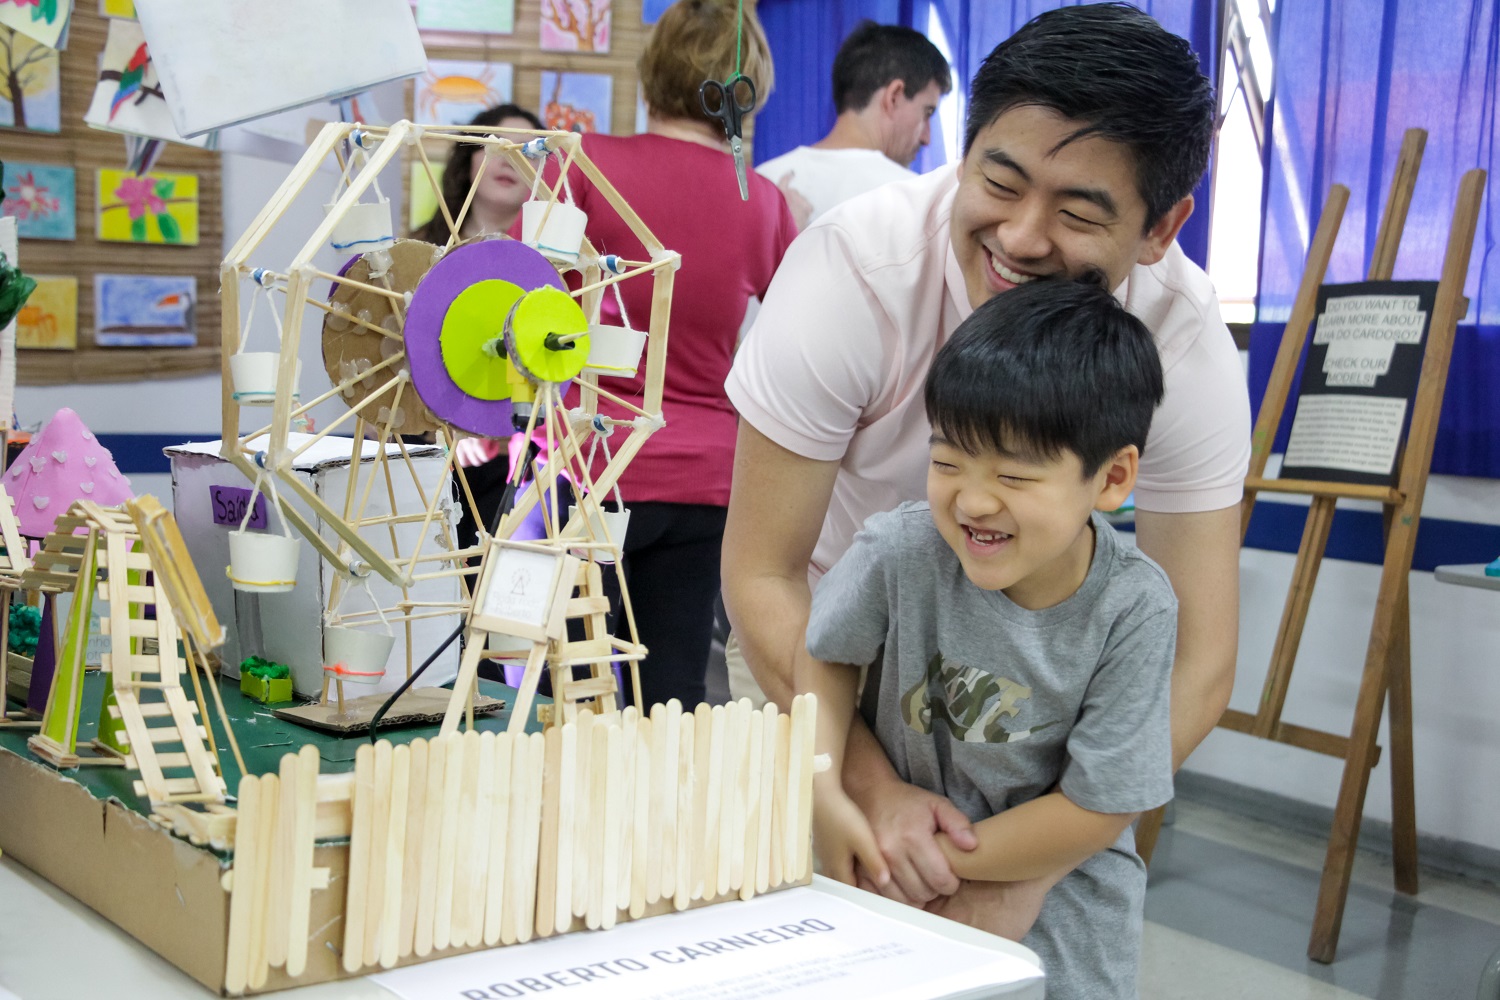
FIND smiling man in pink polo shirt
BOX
[721,2,1251,953]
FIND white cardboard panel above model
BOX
[132,0,427,138]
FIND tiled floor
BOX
[1143,799,1500,999]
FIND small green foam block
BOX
[1485,557,1500,578]
[239,672,294,705]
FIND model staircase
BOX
[547,560,625,722]
[86,501,226,806]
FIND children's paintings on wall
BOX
[641,0,671,24]
[2,162,74,240]
[0,0,70,50]
[416,0,514,34]
[99,0,136,17]
[82,17,212,147]
[132,0,424,138]
[540,71,612,135]
[16,275,76,350]
[0,26,60,133]
[540,0,611,53]
[94,274,196,347]
[96,168,199,245]
[416,59,514,126]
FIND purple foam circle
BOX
[405,240,566,437]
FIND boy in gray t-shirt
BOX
[803,278,1178,1000]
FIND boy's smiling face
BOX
[926,433,1136,610]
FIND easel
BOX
[1218,129,1484,962]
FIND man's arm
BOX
[720,421,839,710]
[1132,505,1240,768]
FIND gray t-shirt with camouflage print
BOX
[807,502,1176,1000]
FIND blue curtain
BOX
[1249,0,1500,476]
[755,0,1218,264]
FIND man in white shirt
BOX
[723,3,1250,946]
[756,21,951,226]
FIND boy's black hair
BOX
[833,21,952,113]
[925,276,1164,478]
[963,3,1214,229]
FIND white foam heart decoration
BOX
[80,482,94,494]
[82,430,95,441]
[108,468,121,479]
[28,455,46,473]
[51,450,66,463]
[84,456,96,467]
[32,496,48,509]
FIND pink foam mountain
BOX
[6,408,134,537]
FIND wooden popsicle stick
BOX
[600,722,624,929]
[449,730,481,948]
[414,733,448,956]
[342,744,374,972]
[506,642,548,735]
[658,700,681,902]
[755,704,777,894]
[571,709,595,918]
[379,743,411,969]
[535,724,561,939]
[673,712,695,911]
[482,732,513,947]
[467,731,497,947]
[784,697,806,884]
[553,723,576,935]
[796,694,818,882]
[740,708,764,901]
[362,740,394,968]
[268,752,297,969]
[248,770,278,988]
[719,700,745,896]
[398,738,429,958]
[644,703,666,905]
[769,713,790,888]
[224,774,260,996]
[585,720,607,929]
[703,704,725,899]
[501,730,530,945]
[516,732,545,943]
[615,706,638,913]
[628,714,651,919]
[691,703,711,899]
[433,733,465,951]
[285,744,320,977]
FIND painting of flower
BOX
[96,167,199,245]
[1,161,74,240]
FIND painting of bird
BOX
[108,42,149,120]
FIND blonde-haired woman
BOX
[532,0,797,710]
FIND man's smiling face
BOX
[950,104,1184,309]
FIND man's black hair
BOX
[925,276,1164,478]
[833,21,952,113]
[963,3,1214,229]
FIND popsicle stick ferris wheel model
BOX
[220,120,679,712]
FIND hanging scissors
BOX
[699,73,756,201]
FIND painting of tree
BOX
[540,0,611,54]
[0,25,60,133]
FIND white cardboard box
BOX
[165,434,460,697]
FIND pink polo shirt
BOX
[725,168,1251,580]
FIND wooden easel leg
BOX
[1257,497,1336,736]
[1309,562,1406,962]
[1387,578,1419,895]
[1136,802,1167,867]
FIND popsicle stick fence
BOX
[223,696,819,993]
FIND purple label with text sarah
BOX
[210,485,267,530]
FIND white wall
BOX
[1184,465,1500,854]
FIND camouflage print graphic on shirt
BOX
[901,651,1060,744]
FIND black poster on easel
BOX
[1279,280,1440,487]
